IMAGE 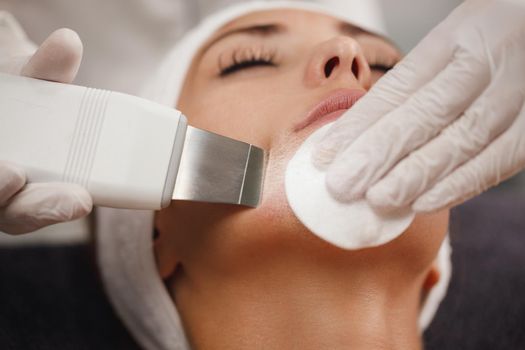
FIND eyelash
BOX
[369,63,394,73]
[219,47,277,77]
[218,48,395,76]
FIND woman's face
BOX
[176,8,402,209]
[156,9,448,298]
[178,9,399,147]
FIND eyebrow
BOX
[201,24,285,55]
[200,20,400,59]
[338,22,366,36]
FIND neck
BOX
[167,250,424,350]
[157,202,429,350]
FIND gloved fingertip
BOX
[324,151,371,202]
[0,11,29,37]
[311,145,336,170]
[68,185,93,219]
[0,160,26,184]
[0,182,92,234]
[0,161,26,206]
[412,195,440,213]
[47,184,93,222]
[310,133,342,170]
[49,28,83,54]
[21,28,83,83]
[325,168,364,203]
[0,12,37,58]
[367,176,417,214]
[366,185,397,214]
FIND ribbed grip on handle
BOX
[63,88,112,187]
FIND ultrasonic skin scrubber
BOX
[0,73,265,209]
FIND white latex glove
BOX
[0,12,92,234]
[312,0,525,213]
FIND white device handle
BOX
[0,73,187,209]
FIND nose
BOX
[304,36,371,89]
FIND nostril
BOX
[351,58,359,78]
[324,56,339,78]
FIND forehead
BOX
[199,8,397,57]
[218,8,346,32]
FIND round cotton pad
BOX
[285,123,416,250]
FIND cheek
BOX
[195,135,318,264]
[255,128,306,215]
[224,131,337,263]
[180,83,289,150]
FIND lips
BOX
[294,89,366,132]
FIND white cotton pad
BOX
[285,123,416,250]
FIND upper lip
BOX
[294,89,366,132]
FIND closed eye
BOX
[369,64,394,73]
[218,46,278,77]
[220,58,276,76]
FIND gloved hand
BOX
[0,12,92,234]
[312,0,525,213]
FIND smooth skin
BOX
[155,10,448,350]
